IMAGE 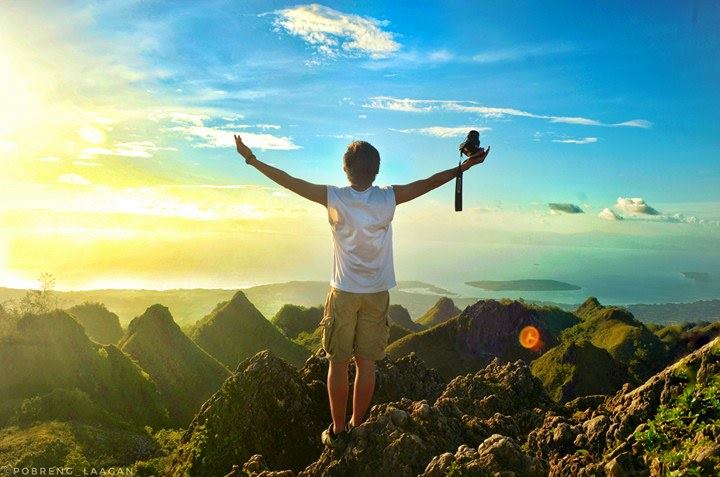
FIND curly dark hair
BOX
[343,141,380,186]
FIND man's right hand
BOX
[234,134,256,164]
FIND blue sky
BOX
[83,0,719,202]
[1,1,719,295]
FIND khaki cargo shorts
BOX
[320,287,391,363]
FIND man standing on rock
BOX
[234,134,489,449]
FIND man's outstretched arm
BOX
[234,134,326,207]
[392,147,490,205]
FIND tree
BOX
[2,272,63,316]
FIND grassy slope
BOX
[190,291,310,369]
[531,339,632,402]
[0,310,168,428]
[561,297,668,382]
[416,297,461,327]
[119,304,230,427]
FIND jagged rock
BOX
[297,359,552,476]
[564,394,608,414]
[421,435,545,476]
[300,397,472,477]
[436,358,555,438]
[167,351,326,476]
[223,454,296,477]
[528,337,720,475]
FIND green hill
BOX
[0,420,158,471]
[271,304,323,339]
[118,304,230,426]
[0,310,168,428]
[416,297,461,328]
[561,297,668,382]
[653,320,720,361]
[189,291,310,369]
[531,339,632,402]
[387,299,557,380]
[66,301,124,345]
[389,304,423,332]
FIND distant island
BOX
[396,280,457,296]
[465,279,581,291]
[681,271,711,282]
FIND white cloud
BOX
[58,173,91,185]
[598,199,719,226]
[80,141,177,159]
[149,111,206,126]
[171,125,300,150]
[38,156,61,162]
[390,126,491,138]
[552,137,598,144]
[615,120,653,128]
[151,112,299,150]
[363,97,433,112]
[599,207,623,220]
[614,197,660,215]
[272,4,400,59]
[73,160,101,167]
[363,96,652,129]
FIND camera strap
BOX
[455,160,463,212]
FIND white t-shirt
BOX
[326,184,397,293]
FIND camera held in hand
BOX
[458,130,482,158]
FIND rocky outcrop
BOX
[420,436,546,477]
[527,337,720,475]
[169,349,448,476]
[387,299,558,380]
[168,351,326,476]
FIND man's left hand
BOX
[463,146,490,169]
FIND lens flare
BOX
[519,325,541,350]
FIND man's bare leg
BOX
[327,359,350,433]
[350,355,376,427]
